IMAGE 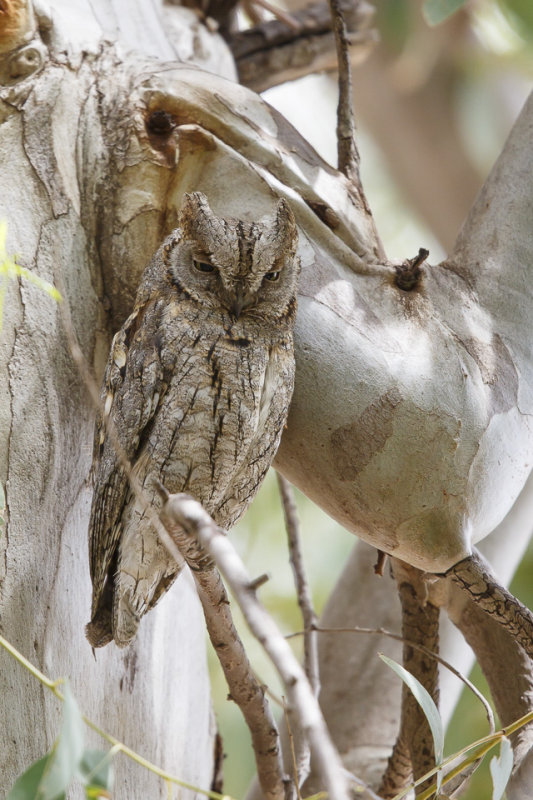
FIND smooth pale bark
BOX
[0,1,235,794]
[2,0,533,796]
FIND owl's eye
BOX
[193,259,216,273]
[264,270,280,282]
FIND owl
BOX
[86,192,300,648]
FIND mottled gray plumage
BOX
[87,192,299,647]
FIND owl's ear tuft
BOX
[273,198,298,255]
[178,192,218,241]
[182,191,209,210]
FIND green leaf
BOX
[77,749,114,794]
[490,736,513,800]
[7,754,51,799]
[38,682,85,799]
[380,653,444,762]
[423,0,466,25]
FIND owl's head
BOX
[168,192,300,323]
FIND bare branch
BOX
[282,697,303,800]
[277,474,319,697]
[328,0,360,184]
[159,491,287,800]
[445,550,533,660]
[277,473,319,789]
[160,492,353,800]
[229,0,376,92]
[250,0,301,30]
[379,562,440,798]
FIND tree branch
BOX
[379,562,440,798]
[160,491,353,800]
[445,550,533,661]
[228,0,376,92]
[159,488,287,800]
[277,473,319,790]
[328,0,359,185]
[277,474,319,697]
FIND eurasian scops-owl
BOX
[86,192,300,647]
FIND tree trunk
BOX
[0,1,236,794]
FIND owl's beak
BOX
[232,288,245,319]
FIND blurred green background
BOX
[210,2,533,799]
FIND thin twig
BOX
[277,474,319,790]
[328,0,360,184]
[286,625,495,733]
[283,696,303,800]
[251,0,301,31]
[277,473,320,697]
[160,492,354,800]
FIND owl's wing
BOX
[88,300,169,621]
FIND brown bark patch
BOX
[330,388,402,481]
[461,333,518,414]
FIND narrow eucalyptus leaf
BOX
[490,736,513,800]
[423,0,466,25]
[379,653,444,761]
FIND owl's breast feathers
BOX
[87,297,294,646]
[150,303,294,526]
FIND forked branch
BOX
[158,486,287,800]
[160,491,353,800]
